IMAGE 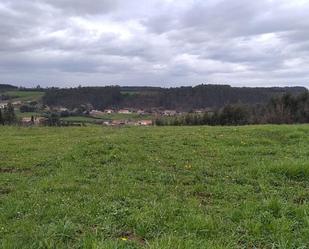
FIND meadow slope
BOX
[0,125,309,248]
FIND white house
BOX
[137,120,153,126]
[0,102,8,109]
[137,109,145,115]
[90,110,104,116]
[118,109,131,114]
[163,110,177,116]
[104,109,114,114]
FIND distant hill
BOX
[42,84,308,110]
[0,84,18,92]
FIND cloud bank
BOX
[0,0,309,87]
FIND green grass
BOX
[61,114,153,124]
[14,110,43,118]
[13,112,153,124]
[4,91,45,102]
[0,125,309,248]
[61,116,100,123]
[120,91,139,96]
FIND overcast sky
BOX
[1,0,309,88]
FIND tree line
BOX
[0,105,77,127]
[42,86,122,110]
[42,85,307,110]
[0,103,16,125]
[155,92,309,126]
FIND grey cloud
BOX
[40,0,119,15]
[0,0,308,87]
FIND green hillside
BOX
[0,125,309,248]
[3,90,45,102]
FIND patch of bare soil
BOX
[0,167,31,174]
[194,191,213,205]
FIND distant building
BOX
[111,120,127,126]
[59,107,68,112]
[90,110,104,116]
[103,119,153,127]
[21,117,47,126]
[118,109,131,114]
[102,120,112,126]
[0,102,8,109]
[21,117,32,125]
[104,109,114,114]
[163,110,177,116]
[12,101,22,106]
[194,110,204,114]
[137,109,145,115]
[137,120,153,126]
[34,117,47,125]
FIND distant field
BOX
[14,110,43,118]
[0,125,309,248]
[61,116,101,123]
[120,91,139,96]
[61,114,153,123]
[4,90,45,101]
[14,112,153,123]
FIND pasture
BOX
[3,91,45,102]
[0,125,309,248]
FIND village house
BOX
[118,109,131,114]
[163,110,177,116]
[34,117,47,125]
[21,117,47,126]
[136,109,145,115]
[104,109,114,114]
[0,102,8,109]
[194,109,204,114]
[137,120,153,126]
[59,107,68,112]
[111,120,127,126]
[90,110,104,116]
[21,117,32,125]
[102,120,112,126]
[12,100,22,106]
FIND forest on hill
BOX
[41,84,307,110]
[0,84,18,92]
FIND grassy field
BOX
[14,113,153,123]
[4,91,45,102]
[0,125,309,248]
[61,116,101,123]
[61,114,154,124]
[14,110,43,118]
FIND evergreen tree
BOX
[3,103,16,124]
[0,108,3,125]
[46,113,60,126]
